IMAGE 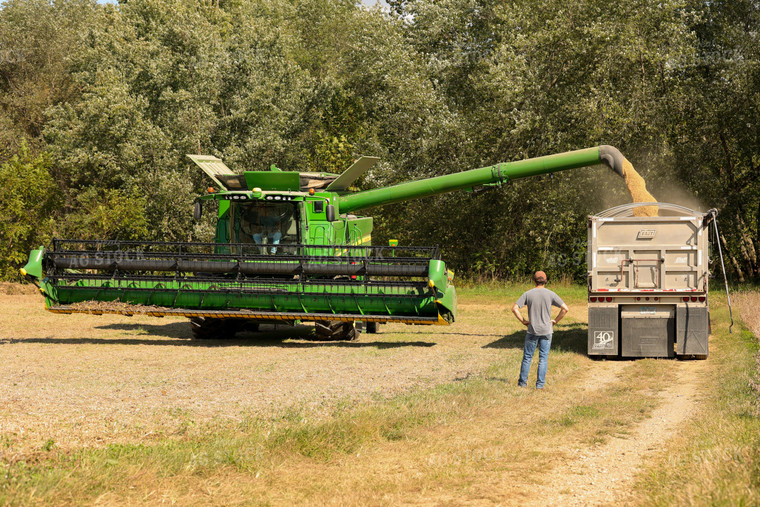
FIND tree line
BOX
[1,0,758,282]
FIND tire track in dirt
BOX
[528,359,707,506]
[578,359,628,393]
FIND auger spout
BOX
[598,145,625,178]
[336,146,625,214]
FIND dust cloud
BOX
[621,158,658,217]
[651,182,705,212]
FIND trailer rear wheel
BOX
[315,321,359,341]
[189,317,238,339]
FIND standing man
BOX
[512,271,569,389]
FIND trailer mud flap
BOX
[621,305,675,358]
[676,305,709,356]
[588,306,618,356]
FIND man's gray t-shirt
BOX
[516,287,565,336]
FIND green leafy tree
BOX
[62,188,149,241]
[379,0,698,280]
[0,143,58,279]
[0,0,758,283]
[0,0,97,158]
[662,0,760,282]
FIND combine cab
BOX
[23,146,627,340]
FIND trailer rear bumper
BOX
[588,303,709,358]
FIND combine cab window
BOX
[232,202,299,253]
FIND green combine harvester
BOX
[22,146,625,340]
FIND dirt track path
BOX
[529,360,707,506]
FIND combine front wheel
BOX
[314,321,359,341]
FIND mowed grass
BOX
[0,285,757,505]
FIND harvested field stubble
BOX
[735,292,760,398]
[0,282,38,295]
[1,286,755,505]
[66,300,163,313]
[0,287,527,456]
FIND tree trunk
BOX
[736,214,759,278]
[721,233,745,283]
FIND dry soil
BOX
[0,288,709,505]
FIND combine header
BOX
[23,146,626,340]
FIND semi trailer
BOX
[587,202,729,358]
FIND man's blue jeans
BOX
[518,333,552,389]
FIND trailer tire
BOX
[366,321,378,334]
[314,320,359,341]
[189,317,238,339]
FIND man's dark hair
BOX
[534,272,547,285]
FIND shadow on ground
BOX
[3,332,435,349]
[97,322,192,339]
[483,322,588,355]
[391,330,506,337]
[95,322,499,340]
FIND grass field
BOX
[0,283,758,505]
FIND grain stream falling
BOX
[621,158,658,216]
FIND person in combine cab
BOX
[511,271,569,389]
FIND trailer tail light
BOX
[699,296,706,302]
[636,297,641,301]
[645,296,650,301]
[589,296,597,302]
[605,297,612,302]
[654,297,659,301]
[691,296,698,302]
[682,296,689,302]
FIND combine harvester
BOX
[23,146,626,340]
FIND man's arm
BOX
[551,303,569,325]
[512,303,529,326]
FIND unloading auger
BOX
[22,146,625,340]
